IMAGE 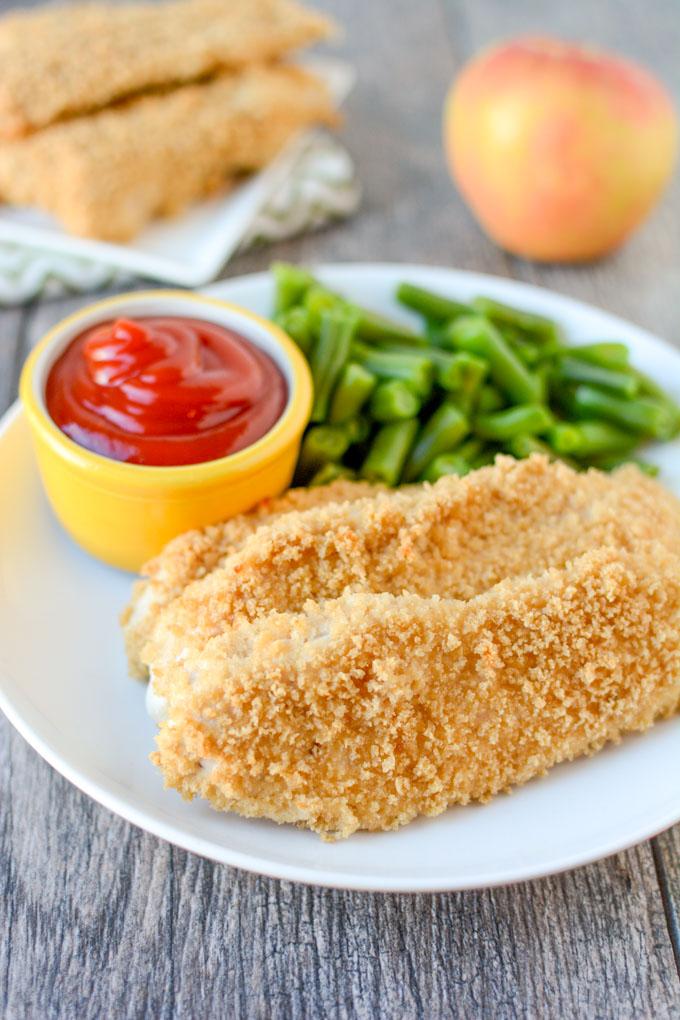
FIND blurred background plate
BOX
[0,264,678,892]
[0,58,355,289]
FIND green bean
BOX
[351,341,434,398]
[343,416,370,444]
[447,316,542,404]
[354,309,427,346]
[506,334,543,367]
[421,452,472,482]
[471,448,498,469]
[396,282,473,322]
[360,419,419,486]
[275,306,313,355]
[370,380,421,422]
[548,421,636,459]
[569,385,677,439]
[506,434,578,468]
[272,262,315,314]
[305,286,343,336]
[632,370,680,435]
[328,362,377,423]
[476,404,553,441]
[309,463,357,486]
[378,344,488,396]
[552,357,638,397]
[309,309,357,423]
[567,342,630,369]
[472,296,562,345]
[403,401,469,482]
[476,385,505,413]
[297,424,353,480]
[457,437,484,461]
[586,455,660,478]
[425,320,451,348]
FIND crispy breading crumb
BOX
[121,479,382,677]
[151,545,680,839]
[0,64,337,239]
[0,0,335,137]
[136,456,680,838]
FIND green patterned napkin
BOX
[0,132,360,306]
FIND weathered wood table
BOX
[1,0,679,1016]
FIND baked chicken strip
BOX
[0,63,336,239]
[141,456,680,677]
[122,479,382,678]
[150,544,680,838]
[0,0,334,138]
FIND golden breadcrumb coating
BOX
[139,456,680,837]
[151,544,680,839]
[0,0,335,137]
[122,479,382,678]
[143,456,680,676]
[0,64,337,239]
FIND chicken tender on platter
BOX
[137,456,680,837]
[151,545,680,839]
[122,479,382,678]
[143,456,680,676]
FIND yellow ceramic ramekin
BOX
[20,290,312,572]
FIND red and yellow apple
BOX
[445,37,678,262]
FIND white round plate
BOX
[1,264,679,892]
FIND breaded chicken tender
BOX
[143,456,680,676]
[139,457,680,837]
[151,544,680,839]
[0,0,334,137]
[0,64,337,239]
[122,479,382,678]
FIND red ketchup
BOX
[46,317,287,466]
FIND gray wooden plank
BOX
[656,828,680,971]
[1,0,679,1017]
[2,727,679,1020]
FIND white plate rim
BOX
[1,263,679,892]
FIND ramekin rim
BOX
[19,289,312,488]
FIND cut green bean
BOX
[396,282,473,322]
[421,452,472,482]
[548,421,637,459]
[447,316,542,404]
[472,296,561,345]
[552,357,638,397]
[343,416,370,445]
[370,380,421,422]
[586,455,660,477]
[309,309,356,423]
[272,262,315,314]
[569,385,677,439]
[360,419,419,486]
[476,404,553,441]
[304,285,343,335]
[354,309,426,346]
[309,463,357,486]
[275,306,313,355]
[351,341,434,398]
[457,437,484,461]
[297,425,353,480]
[328,362,377,423]
[403,401,469,482]
[476,385,505,413]
[506,434,578,468]
[506,334,543,367]
[377,344,488,396]
[567,342,630,370]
